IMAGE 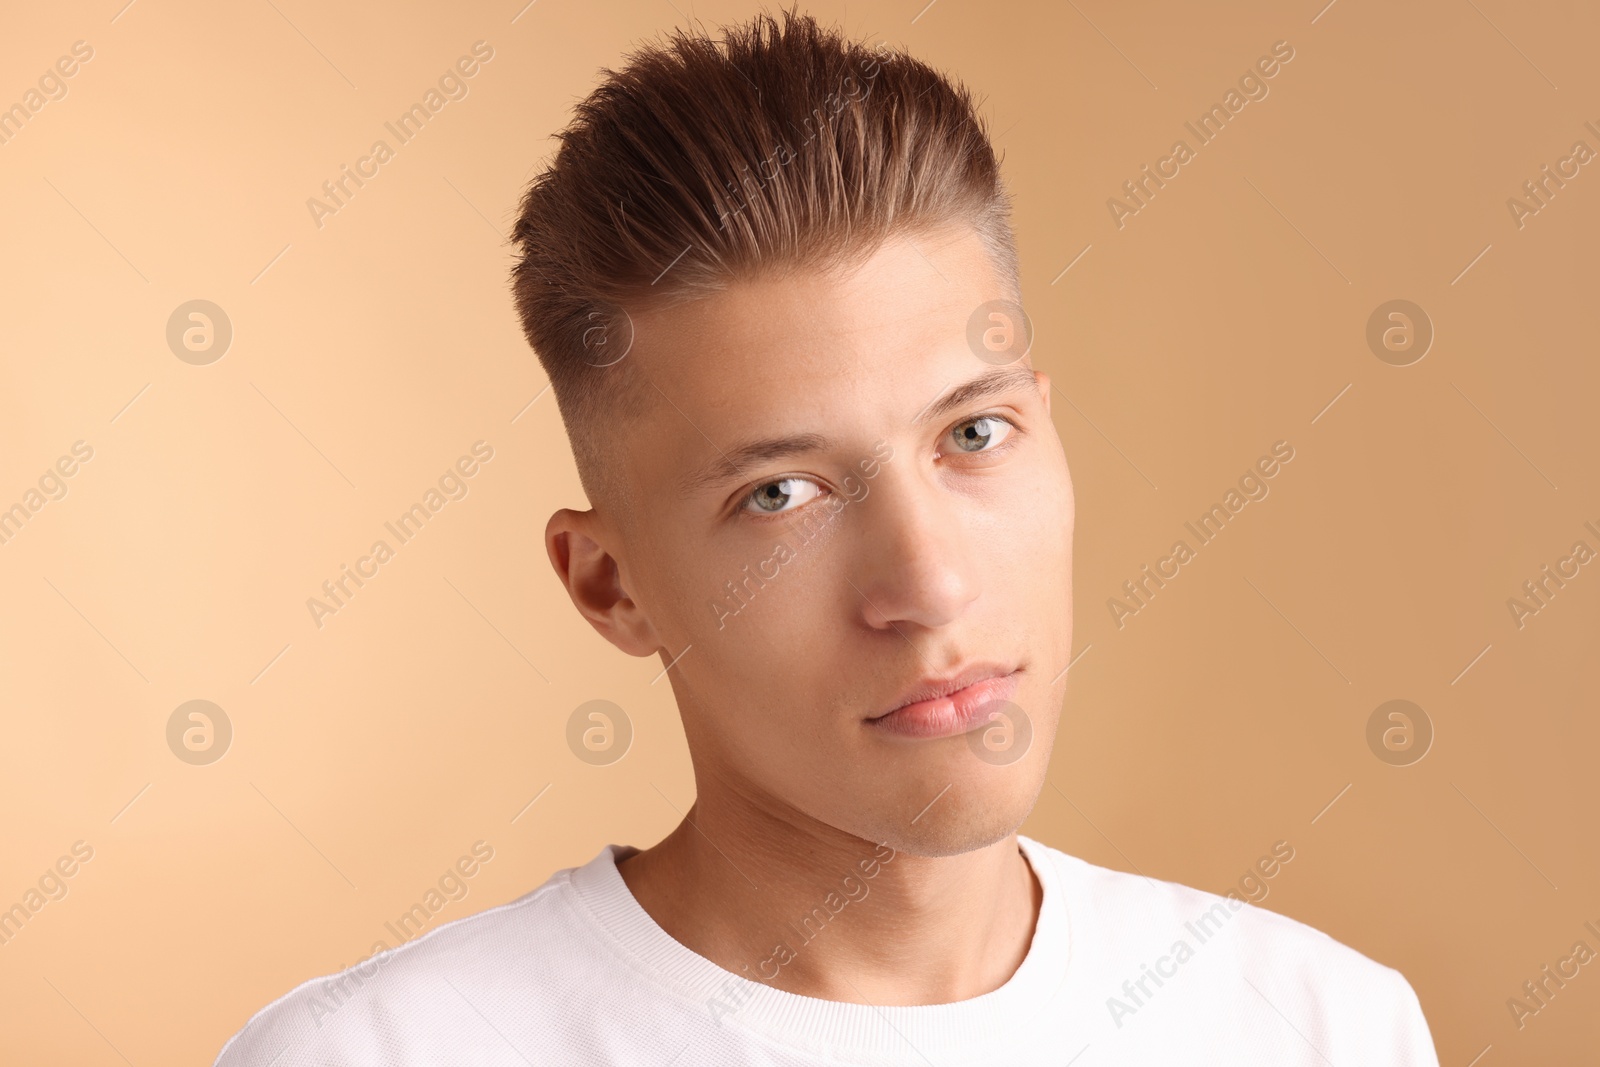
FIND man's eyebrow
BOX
[914,365,1039,431]
[678,365,1038,496]
[679,432,832,496]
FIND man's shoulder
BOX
[1021,835,1435,1059]
[1025,834,1386,972]
[213,875,579,1066]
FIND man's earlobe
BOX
[544,508,660,657]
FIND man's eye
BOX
[949,415,1014,454]
[742,477,822,516]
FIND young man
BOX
[217,9,1439,1064]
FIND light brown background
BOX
[1,0,1596,1063]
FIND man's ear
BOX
[544,508,660,657]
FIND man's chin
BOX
[827,722,1056,858]
[858,782,1042,859]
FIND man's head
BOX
[511,8,1073,857]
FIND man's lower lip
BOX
[865,671,1021,739]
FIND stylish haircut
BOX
[509,5,1020,515]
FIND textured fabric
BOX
[214,835,1439,1065]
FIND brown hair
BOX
[509,5,1019,513]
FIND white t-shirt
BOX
[215,834,1439,1065]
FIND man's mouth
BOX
[866,663,1023,740]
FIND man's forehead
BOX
[629,228,997,384]
[610,225,1016,493]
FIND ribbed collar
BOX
[563,834,1072,1062]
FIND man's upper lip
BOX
[869,663,1018,719]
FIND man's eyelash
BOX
[945,410,1022,450]
[736,411,1022,520]
[961,411,1019,435]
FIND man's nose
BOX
[846,470,981,632]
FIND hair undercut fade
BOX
[509,5,1021,518]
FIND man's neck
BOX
[615,787,1043,1006]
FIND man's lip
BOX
[864,669,1023,740]
[868,663,1021,721]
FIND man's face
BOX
[595,223,1074,857]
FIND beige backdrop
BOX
[2,0,1596,1063]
